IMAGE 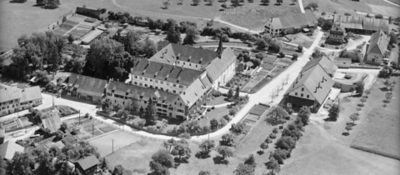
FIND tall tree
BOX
[145,98,157,125]
[166,22,181,43]
[149,150,175,175]
[183,26,198,45]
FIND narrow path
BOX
[383,0,400,7]
[213,17,260,34]
[298,0,305,14]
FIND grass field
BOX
[104,133,164,174]
[351,77,400,160]
[89,130,142,157]
[64,117,117,140]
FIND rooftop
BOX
[76,155,99,171]
[131,59,204,86]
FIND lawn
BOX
[199,106,230,127]
[351,78,400,160]
[204,96,230,106]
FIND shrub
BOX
[342,132,350,136]
[265,138,272,144]
[357,103,364,107]
[272,128,278,134]
[229,109,237,116]
[269,133,277,139]
[260,142,269,149]
[345,125,352,131]
[257,150,264,155]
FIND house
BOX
[0,141,24,160]
[264,11,317,36]
[284,58,335,112]
[76,7,107,20]
[64,73,107,104]
[41,109,62,133]
[365,30,390,65]
[326,23,346,45]
[74,155,99,175]
[302,56,337,77]
[0,84,42,116]
[334,14,389,34]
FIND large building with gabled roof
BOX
[284,57,336,111]
[64,73,107,104]
[365,30,390,65]
[0,84,42,116]
[264,11,317,36]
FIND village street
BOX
[4,28,324,143]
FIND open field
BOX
[104,133,164,174]
[351,77,400,160]
[64,117,117,140]
[280,121,400,175]
[303,0,400,16]
[89,130,142,157]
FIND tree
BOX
[265,158,280,172]
[221,133,235,146]
[261,0,270,5]
[59,122,68,133]
[162,0,171,9]
[297,106,311,125]
[145,98,157,125]
[350,113,359,123]
[166,22,181,43]
[217,146,233,160]
[171,140,191,163]
[268,40,281,53]
[276,136,296,150]
[227,88,234,100]
[311,49,324,59]
[328,104,339,121]
[266,106,289,125]
[244,154,255,167]
[199,170,211,175]
[199,140,215,156]
[210,119,219,131]
[305,2,318,10]
[234,163,255,175]
[192,0,200,6]
[355,82,364,96]
[183,26,198,45]
[0,158,7,175]
[375,14,383,19]
[231,0,240,7]
[276,0,282,5]
[8,152,35,175]
[270,149,288,164]
[281,124,302,140]
[112,165,124,175]
[389,32,398,45]
[149,150,174,175]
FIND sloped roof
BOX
[267,11,316,29]
[41,109,62,133]
[179,75,212,107]
[76,155,99,171]
[149,43,218,67]
[66,73,107,96]
[0,141,24,160]
[334,15,389,32]
[205,47,236,82]
[0,84,21,103]
[302,56,337,76]
[287,62,334,104]
[131,59,203,86]
[367,30,389,56]
[20,86,42,103]
[106,81,183,105]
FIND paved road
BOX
[2,29,324,142]
[213,17,260,34]
[192,28,324,141]
[298,0,305,14]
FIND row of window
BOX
[133,75,184,88]
[294,92,310,98]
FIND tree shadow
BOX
[213,156,228,164]
[323,117,337,122]
[9,0,26,3]
[195,152,211,159]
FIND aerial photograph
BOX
[0,0,399,174]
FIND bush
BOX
[272,128,278,134]
[260,142,269,149]
[229,109,237,116]
[257,150,264,155]
[265,138,272,144]
[269,133,277,139]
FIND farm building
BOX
[64,73,107,104]
[76,7,107,20]
[41,109,62,133]
[365,30,390,65]
[74,155,100,175]
[284,57,336,112]
[264,11,317,36]
[80,29,104,45]
[333,14,389,34]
